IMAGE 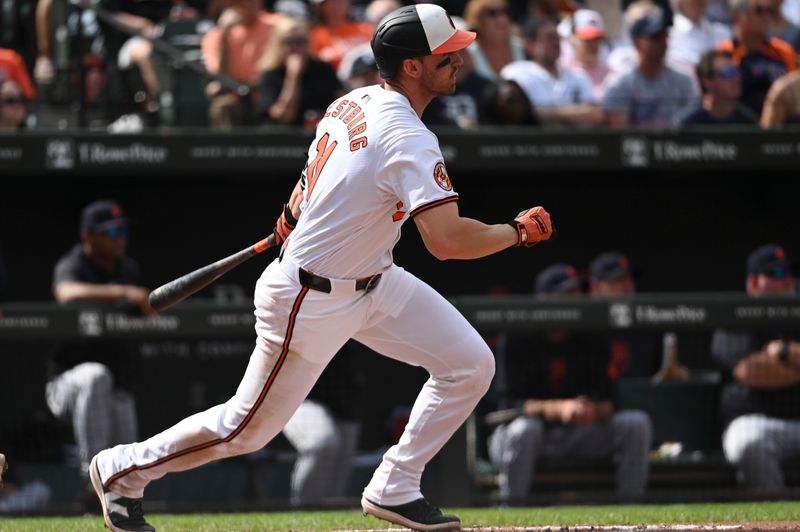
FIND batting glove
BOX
[274,203,298,246]
[509,206,553,247]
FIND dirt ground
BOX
[351,525,800,531]
[462,524,799,530]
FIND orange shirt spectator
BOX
[309,0,373,71]
[718,37,796,114]
[202,10,285,86]
[310,21,373,71]
[0,49,35,101]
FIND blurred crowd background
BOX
[0,0,798,132]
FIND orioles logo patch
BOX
[433,162,452,191]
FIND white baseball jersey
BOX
[285,85,459,279]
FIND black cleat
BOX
[89,455,155,532]
[362,496,461,531]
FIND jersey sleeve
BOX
[380,128,459,218]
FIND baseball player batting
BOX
[88,5,553,531]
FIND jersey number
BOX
[304,133,338,200]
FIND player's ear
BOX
[400,57,422,79]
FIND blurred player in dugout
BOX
[488,263,653,502]
[711,244,800,491]
[46,200,153,498]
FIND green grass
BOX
[2,501,799,531]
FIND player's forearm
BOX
[268,76,303,123]
[733,353,800,388]
[55,282,137,305]
[288,179,304,219]
[537,104,603,126]
[425,217,518,260]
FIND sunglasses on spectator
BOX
[749,4,775,14]
[1,96,24,105]
[95,225,129,238]
[766,267,791,279]
[713,65,740,78]
[484,7,508,17]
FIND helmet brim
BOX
[431,29,476,54]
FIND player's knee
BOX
[81,362,114,392]
[468,342,495,393]
[508,415,544,446]
[613,410,652,442]
[724,421,775,465]
[306,431,343,456]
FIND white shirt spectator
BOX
[667,13,731,68]
[500,60,597,107]
[784,0,800,26]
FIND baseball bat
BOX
[148,233,277,312]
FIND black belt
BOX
[298,268,381,293]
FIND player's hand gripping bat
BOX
[148,234,277,312]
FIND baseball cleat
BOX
[0,453,7,488]
[361,496,461,531]
[89,455,155,532]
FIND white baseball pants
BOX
[96,257,495,504]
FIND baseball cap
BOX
[747,244,792,278]
[338,44,377,82]
[630,12,667,38]
[590,252,633,281]
[371,4,476,79]
[535,263,583,295]
[81,199,129,233]
[572,9,607,40]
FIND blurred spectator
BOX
[667,0,732,72]
[283,341,365,506]
[718,0,797,116]
[606,0,662,74]
[482,78,540,125]
[782,0,800,25]
[202,0,285,128]
[97,0,188,119]
[0,80,30,131]
[463,0,526,81]
[487,263,652,502]
[364,0,402,25]
[603,11,698,127]
[254,17,344,128]
[0,47,36,102]
[309,0,374,72]
[527,0,577,20]
[337,42,381,89]
[711,244,800,491]
[501,18,603,127]
[560,9,612,99]
[47,200,152,505]
[423,45,495,129]
[761,69,800,125]
[34,0,56,84]
[767,0,800,51]
[675,50,760,124]
[273,0,311,19]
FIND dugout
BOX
[1,127,799,512]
